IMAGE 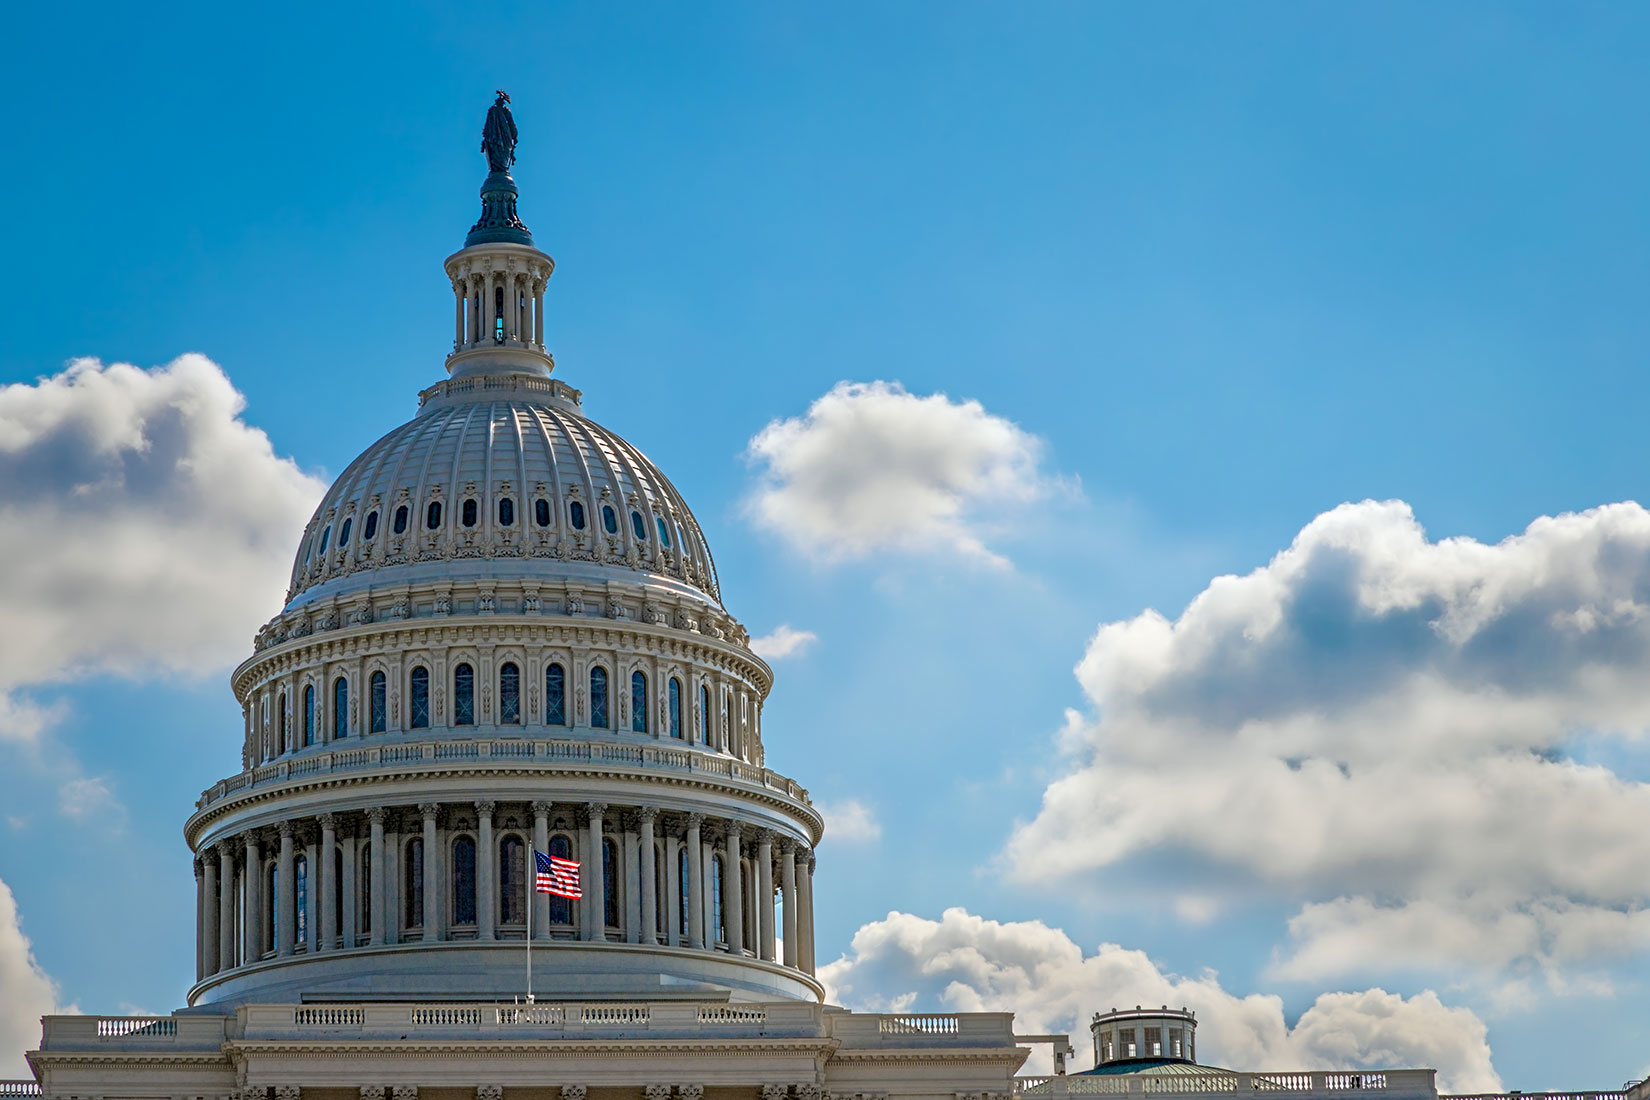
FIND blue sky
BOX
[2,2,1650,1090]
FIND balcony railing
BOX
[1014,1071,1438,1098]
[0,1084,40,1097]
[196,737,812,812]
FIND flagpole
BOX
[526,852,534,1003]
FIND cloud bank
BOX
[1005,500,1650,988]
[0,355,325,744]
[750,624,819,660]
[0,877,63,1077]
[746,381,1053,567]
[820,908,1499,1094]
[815,798,883,844]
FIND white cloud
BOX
[746,381,1054,567]
[750,624,819,660]
[819,907,1499,1094]
[57,777,118,823]
[0,355,324,746]
[1005,499,1650,986]
[0,876,64,1077]
[816,798,883,844]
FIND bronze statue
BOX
[482,90,518,173]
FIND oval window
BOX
[631,511,647,540]
[570,501,586,530]
[461,499,478,527]
[498,497,514,526]
[339,517,352,546]
[393,505,408,535]
[362,511,379,540]
[426,501,442,529]
[602,505,618,535]
[534,498,551,527]
[656,517,672,548]
[318,525,332,554]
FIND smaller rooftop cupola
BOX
[1091,1005,1197,1066]
[443,91,557,381]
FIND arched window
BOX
[370,671,387,733]
[546,663,566,726]
[534,498,551,527]
[302,685,315,747]
[711,854,725,945]
[451,836,477,926]
[700,685,711,747]
[319,525,332,554]
[602,505,618,534]
[569,501,586,530]
[590,667,609,729]
[657,516,672,547]
[603,838,620,929]
[426,501,442,529]
[499,836,525,924]
[498,497,514,526]
[363,510,379,541]
[548,834,573,925]
[679,849,692,937]
[333,846,345,945]
[453,663,475,726]
[295,853,308,948]
[278,692,288,753]
[461,498,478,527]
[393,505,408,535]
[404,838,424,929]
[631,671,648,733]
[359,845,371,934]
[333,676,348,739]
[339,517,352,546]
[668,678,683,739]
[410,667,430,729]
[631,510,647,540]
[499,662,520,724]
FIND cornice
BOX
[223,1037,838,1058]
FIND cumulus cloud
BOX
[746,381,1054,567]
[1005,500,1650,986]
[820,908,1499,1093]
[750,624,819,660]
[816,798,883,844]
[57,777,119,823]
[0,877,63,1077]
[0,355,324,746]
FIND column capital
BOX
[365,806,387,825]
[277,820,295,840]
[677,1087,704,1100]
[274,1088,301,1100]
[318,812,337,830]
[241,1088,269,1100]
[241,830,261,849]
[725,819,744,842]
[646,1088,672,1100]
[193,856,204,878]
[360,1089,386,1100]
[780,837,797,855]
[392,1089,418,1100]
[475,799,497,817]
[755,828,775,846]
[685,812,705,830]
[638,804,659,824]
[418,802,441,820]
[561,1087,588,1100]
[586,801,607,817]
[761,1087,789,1100]
[532,799,554,817]
[478,1088,504,1100]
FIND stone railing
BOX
[196,737,812,812]
[1444,1094,1627,1100]
[0,1084,41,1096]
[1015,1071,1437,1099]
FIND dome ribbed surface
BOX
[286,385,721,609]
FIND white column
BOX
[341,823,358,949]
[420,804,440,940]
[243,832,263,962]
[193,858,206,980]
[454,280,466,348]
[367,808,387,946]
[639,807,658,946]
[685,814,704,949]
[318,814,336,953]
[201,855,219,977]
[534,282,545,347]
[780,840,797,968]
[799,850,816,973]
[476,801,495,941]
[665,835,681,948]
[724,822,744,955]
[532,801,551,939]
[757,831,775,963]
[585,802,606,940]
[623,820,641,945]
[217,843,235,971]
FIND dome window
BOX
[534,498,551,527]
[303,685,316,747]
[499,662,520,724]
[410,667,430,729]
[461,499,478,528]
[547,834,573,924]
[493,286,506,344]
[569,501,587,530]
[602,505,618,535]
[393,505,409,535]
[451,836,477,926]
[657,517,672,548]
[498,497,515,526]
[546,663,567,726]
[339,517,352,546]
[333,677,348,739]
[668,677,683,739]
[454,663,475,725]
[426,501,442,530]
[362,510,379,541]
[631,671,649,733]
[631,511,647,540]
[590,666,609,729]
[369,671,387,733]
[319,525,332,555]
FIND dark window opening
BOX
[410,667,430,729]
[570,501,586,530]
[657,517,672,547]
[363,511,379,541]
[602,505,618,535]
[333,677,348,739]
[498,497,514,526]
[494,286,506,344]
[461,498,478,527]
[405,838,424,929]
[339,517,352,546]
[370,671,387,733]
[454,663,475,726]
[393,505,408,535]
[534,498,551,527]
[426,501,442,529]
[632,671,648,733]
[546,663,566,726]
[452,836,477,925]
[590,667,609,729]
[631,511,647,540]
[500,662,520,725]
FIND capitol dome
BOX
[182,103,822,1010]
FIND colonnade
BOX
[451,268,546,352]
[194,801,817,983]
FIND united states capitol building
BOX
[11,99,1650,1100]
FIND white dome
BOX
[284,373,721,612]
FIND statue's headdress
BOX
[495,90,511,105]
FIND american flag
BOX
[535,850,581,898]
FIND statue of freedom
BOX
[482,90,518,173]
